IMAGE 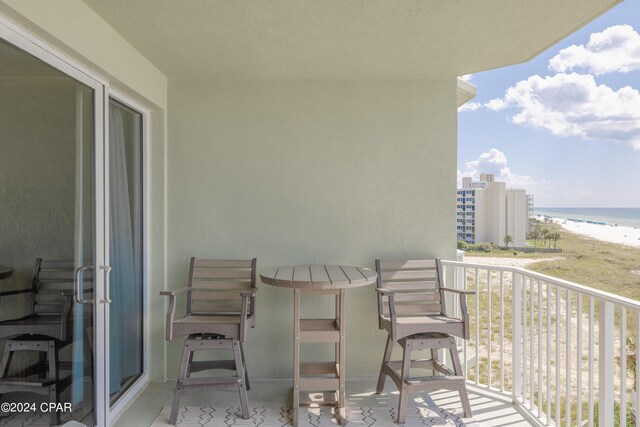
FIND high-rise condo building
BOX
[457,174,533,247]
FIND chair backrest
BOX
[375,259,444,321]
[186,258,257,316]
[32,259,93,316]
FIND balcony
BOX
[114,259,635,426]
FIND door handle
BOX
[100,265,112,304]
[74,265,94,304]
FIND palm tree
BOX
[551,232,561,249]
[538,227,550,248]
[503,234,513,248]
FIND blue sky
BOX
[458,0,640,208]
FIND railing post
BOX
[512,271,522,402]
[599,300,614,426]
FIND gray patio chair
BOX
[161,257,257,425]
[374,258,474,423]
[0,258,93,426]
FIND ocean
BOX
[534,208,640,229]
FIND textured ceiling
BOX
[82,0,621,79]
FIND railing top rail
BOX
[442,259,640,312]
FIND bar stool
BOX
[160,258,257,425]
[374,258,475,424]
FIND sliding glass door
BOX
[0,20,148,427]
[0,36,105,426]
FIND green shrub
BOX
[456,241,494,253]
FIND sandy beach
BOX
[538,215,640,248]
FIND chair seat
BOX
[381,315,464,340]
[171,313,255,340]
[175,314,248,324]
[0,314,65,341]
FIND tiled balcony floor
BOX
[113,380,532,427]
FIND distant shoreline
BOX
[535,207,640,229]
[535,214,640,248]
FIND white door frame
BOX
[0,15,109,427]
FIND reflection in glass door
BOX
[0,37,100,426]
[108,99,144,404]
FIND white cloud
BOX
[457,97,506,112]
[458,102,482,112]
[460,25,640,150]
[549,25,640,75]
[464,148,509,178]
[485,98,507,111]
[499,72,640,149]
[460,148,547,194]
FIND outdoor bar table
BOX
[260,265,377,426]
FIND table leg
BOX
[293,288,300,427]
[337,289,347,426]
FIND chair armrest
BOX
[159,287,192,297]
[239,289,257,341]
[440,287,476,295]
[0,288,32,297]
[160,288,192,341]
[240,289,257,297]
[440,287,472,339]
[374,288,398,337]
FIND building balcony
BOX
[115,259,637,426]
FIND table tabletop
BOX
[0,266,12,281]
[260,264,377,290]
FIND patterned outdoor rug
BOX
[151,406,480,426]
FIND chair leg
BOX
[170,341,192,425]
[49,383,59,426]
[449,341,472,418]
[376,334,394,394]
[0,340,12,378]
[232,340,250,419]
[47,341,57,382]
[239,341,250,391]
[185,350,194,378]
[397,339,413,424]
[431,348,439,375]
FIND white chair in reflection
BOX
[0,258,92,425]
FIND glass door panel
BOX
[0,38,98,426]
[108,99,144,404]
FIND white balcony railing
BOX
[440,260,640,427]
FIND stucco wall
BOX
[167,79,458,378]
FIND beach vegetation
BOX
[527,223,640,303]
[503,234,513,248]
[457,241,494,252]
[529,228,540,245]
[465,223,640,301]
